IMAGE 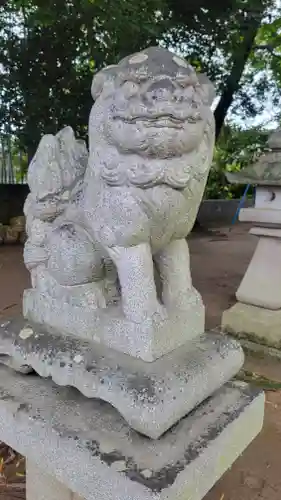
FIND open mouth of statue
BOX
[114,113,199,128]
[144,117,184,129]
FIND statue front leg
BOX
[155,239,201,311]
[107,243,165,323]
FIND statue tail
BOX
[24,127,88,271]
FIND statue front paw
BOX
[123,300,168,324]
[166,286,203,313]
[151,303,169,323]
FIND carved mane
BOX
[99,117,215,189]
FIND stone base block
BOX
[0,365,264,500]
[239,338,281,361]
[222,302,281,349]
[0,317,243,439]
[27,461,83,500]
[23,288,205,362]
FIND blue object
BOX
[230,183,251,228]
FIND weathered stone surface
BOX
[23,46,216,357]
[27,461,83,500]
[0,364,264,500]
[23,288,204,361]
[222,302,281,349]
[0,318,244,439]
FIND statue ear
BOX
[197,73,216,106]
[91,65,118,100]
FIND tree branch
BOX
[214,10,263,141]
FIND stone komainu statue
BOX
[0,47,260,470]
[23,46,215,332]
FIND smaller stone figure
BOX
[23,127,115,310]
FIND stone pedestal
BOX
[0,365,264,500]
[23,287,205,362]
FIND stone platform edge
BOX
[0,365,264,500]
[0,317,244,439]
[222,302,281,350]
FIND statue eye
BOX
[122,81,139,98]
[193,92,203,106]
[184,86,194,100]
[177,79,188,88]
[177,77,192,88]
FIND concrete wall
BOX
[197,198,254,227]
[0,184,253,227]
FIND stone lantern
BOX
[222,128,281,348]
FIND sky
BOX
[230,93,279,131]
[232,0,281,130]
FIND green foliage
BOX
[0,0,277,154]
[205,125,269,199]
[0,0,280,203]
[231,1,281,121]
[0,0,168,156]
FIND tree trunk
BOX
[214,7,264,140]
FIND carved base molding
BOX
[0,317,243,439]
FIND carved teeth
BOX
[116,114,185,124]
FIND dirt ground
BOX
[1,223,281,500]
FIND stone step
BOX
[0,364,264,500]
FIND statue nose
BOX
[147,78,176,93]
[144,78,176,103]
